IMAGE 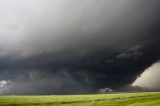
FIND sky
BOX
[0,0,160,94]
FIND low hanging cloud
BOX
[0,0,160,94]
[116,45,144,60]
[133,62,160,90]
[0,80,10,89]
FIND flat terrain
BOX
[0,92,160,106]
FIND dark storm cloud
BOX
[116,45,144,60]
[0,0,160,94]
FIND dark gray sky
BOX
[0,0,160,94]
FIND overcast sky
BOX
[0,0,160,94]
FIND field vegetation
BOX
[0,92,160,106]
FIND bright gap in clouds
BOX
[0,80,10,89]
[133,62,160,89]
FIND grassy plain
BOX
[0,92,160,106]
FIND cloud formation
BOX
[133,62,160,89]
[0,0,160,94]
[0,80,10,89]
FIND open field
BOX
[0,92,160,106]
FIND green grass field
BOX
[0,92,160,106]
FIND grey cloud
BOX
[116,46,144,60]
[0,80,10,89]
[0,0,159,57]
[0,0,160,94]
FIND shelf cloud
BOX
[0,0,160,94]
